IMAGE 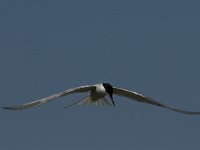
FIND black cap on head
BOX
[103,83,113,94]
[103,83,115,106]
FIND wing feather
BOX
[64,97,113,109]
[2,85,95,110]
[113,87,200,115]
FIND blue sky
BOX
[0,0,200,150]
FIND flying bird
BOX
[2,83,200,115]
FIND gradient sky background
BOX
[1,0,200,150]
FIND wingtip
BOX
[2,106,9,109]
[2,106,16,110]
[1,106,25,111]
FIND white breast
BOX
[96,84,106,93]
[91,84,107,100]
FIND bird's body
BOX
[2,83,200,115]
[91,83,107,100]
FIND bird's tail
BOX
[64,96,113,109]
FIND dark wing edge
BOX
[113,87,200,115]
[2,85,95,111]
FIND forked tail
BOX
[64,96,114,109]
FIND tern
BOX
[2,83,200,115]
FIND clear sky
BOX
[0,0,200,150]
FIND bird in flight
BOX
[2,83,200,115]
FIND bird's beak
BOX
[109,94,115,106]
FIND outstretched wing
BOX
[113,87,200,115]
[2,85,95,110]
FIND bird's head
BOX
[103,83,115,106]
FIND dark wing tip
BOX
[168,107,200,115]
[1,102,41,111]
[2,106,21,111]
